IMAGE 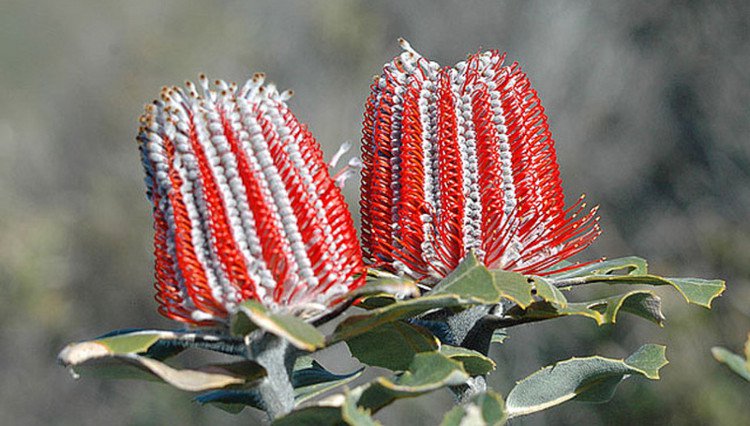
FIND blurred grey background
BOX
[1,0,749,424]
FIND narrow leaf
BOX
[293,358,365,405]
[131,357,264,392]
[195,389,263,413]
[60,346,265,392]
[58,329,245,364]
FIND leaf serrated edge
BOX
[506,345,668,418]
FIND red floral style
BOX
[360,40,601,281]
[137,74,364,325]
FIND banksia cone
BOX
[137,74,364,325]
[360,40,600,281]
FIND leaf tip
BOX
[57,341,110,367]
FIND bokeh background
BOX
[2,1,749,424]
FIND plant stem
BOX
[247,332,301,420]
[451,376,487,404]
[415,306,500,404]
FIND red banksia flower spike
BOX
[360,40,601,282]
[137,73,365,326]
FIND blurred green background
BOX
[1,1,748,424]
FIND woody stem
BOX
[247,332,301,420]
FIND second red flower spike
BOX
[360,40,601,281]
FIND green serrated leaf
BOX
[330,295,482,344]
[612,291,665,325]
[355,271,422,310]
[95,332,164,354]
[195,389,263,413]
[571,375,625,403]
[441,405,467,426]
[294,354,472,420]
[57,329,247,375]
[665,277,726,308]
[441,390,507,426]
[531,277,567,308]
[511,290,664,326]
[431,252,498,303]
[235,301,325,351]
[440,345,496,376]
[357,352,470,413]
[346,321,438,371]
[60,346,266,392]
[293,358,365,405]
[273,389,382,426]
[491,270,534,308]
[548,257,648,279]
[505,344,668,418]
[712,346,750,381]
[342,389,382,426]
[63,329,244,360]
[357,294,399,310]
[59,329,243,361]
[624,344,668,379]
[231,310,258,336]
[273,405,346,426]
[195,359,364,413]
[585,291,665,326]
[383,352,469,391]
[357,273,420,299]
[491,329,508,345]
[550,274,725,309]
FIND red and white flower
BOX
[137,73,364,325]
[360,40,600,281]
